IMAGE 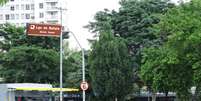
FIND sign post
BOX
[80,81,89,91]
[27,23,63,101]
[59,26,63,101]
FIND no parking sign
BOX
[80,81,89,91]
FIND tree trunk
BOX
[152,92,156,101]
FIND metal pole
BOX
[60,8,63,101]
[54,6,67,101]
[148,92,149,101]
[55,6,85,101]
[82,49,86,101]
[70,31,86,101]
[193,94,195,101]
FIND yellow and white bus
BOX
[0,83,80,101]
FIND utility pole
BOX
[55,7,86,101]
[55,7,67,101]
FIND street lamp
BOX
[66,31,86,101]
[191,86,196,101]
[55,6,86,101]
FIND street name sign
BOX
[27,23,62,37]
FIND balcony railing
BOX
[46,16,59,20]
[44,0,59,3]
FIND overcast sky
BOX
[66,0,120,49]
[66,0,180,50]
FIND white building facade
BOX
[0,0,67,27]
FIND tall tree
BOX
[86,0,174,84]
[141,0,201,100]
[89,31,133,101]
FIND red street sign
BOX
[26,23,62,37]
[80,81,89,91]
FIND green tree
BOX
[63,48,94,100]
[64,51,82,87]
[1,45,86,88]
[0,0,8,5]
[86,0,174,85]
[0,24,59,52]
[141,46,192,100]
[141,0,201,100]
[0,46,60,83]
[89,31,133,101]
[0,24,72,87]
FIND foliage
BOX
[0,46,60,84]
[64,51,82,87]
[0,24,76,87]
[0,0,8,5]
[0,24,60,52]
[141,46,192,100]
[89,31,133,101]
[86,0,175,86]
[64,50,91,88]
[140,0,201,100]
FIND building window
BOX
[10,6,15,11]
[26,4,30,10]
[16,14,19,19]
[21,23,25,26]
[39,3,43,9]
[25,14,30,19]
[47,21,58,24]
[11,14,15,20]
[31,4,34,10]
[50,12,54,15]
[30,13,34,19]
[16,5,19,10]
[31,16,35,19]
[21,4,24,10]
[16,23,20,26]
[50,2,57,6]
[40,21,44,23]
[39,13,44,18]
[0,14,3,20]
[5,14,10,20]
[21,14,24,19]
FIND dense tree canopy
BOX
[0,46,61,83]
[0,24,77,87]
[140,0,201,100]
[0,24,60,52]
[86,0,174,85]
[89,31,133,101]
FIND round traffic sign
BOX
[80,81,89,91]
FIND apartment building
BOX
[0,0,67,27]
